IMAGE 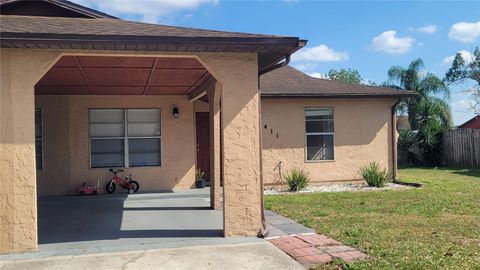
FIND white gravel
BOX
[264,182,413,195]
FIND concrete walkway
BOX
[0,242,304,270]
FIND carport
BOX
[37,189,238,254]
[30,53,232,252]
[0,0,305,254]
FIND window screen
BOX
[127,109,161,167]
[89,108,161,168]
[90,109,125,168]
[305,108,334,161]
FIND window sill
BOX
[89,165,162,170]
[305,159,335,163]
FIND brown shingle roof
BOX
[0,15,305,71]
[0,15,284,38]
[260,65,416,98]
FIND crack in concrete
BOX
[121,251,146,270]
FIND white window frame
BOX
[89,108,162,168]
[35,108,43,170]
[304,107,335,162]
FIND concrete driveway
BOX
[0,242,304,270]
[32,188,258,256]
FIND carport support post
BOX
[200,53,262,236]
[207,80,222,210]
[0,49,60,253]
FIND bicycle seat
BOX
[109,168,125,173]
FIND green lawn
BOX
[265,167,480,270]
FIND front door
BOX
[196,112,210,181]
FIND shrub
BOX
[360,162,391,187]
[283,168,310,191]
[398,130,419,165]
[195,168,205,181]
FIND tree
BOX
[387,58,453,131]
[389,59,453,167]
[397,130,418,165]
[327,68,363,84]
[413,98,450,166]
[444,47,480,114]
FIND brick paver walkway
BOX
[268,233,368,266]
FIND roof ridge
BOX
[285,65,414,93]
[260,65,416,98]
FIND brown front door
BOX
[196,112,210,181]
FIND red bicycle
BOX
[105,168,140,194]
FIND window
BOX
[127,109,161,167]
[35,109,43,170]
[89,109,161,168]
[305,108,334,161]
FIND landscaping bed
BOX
[265,182,413,195]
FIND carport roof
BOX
[0,13,306,71]
[260,65,417,98]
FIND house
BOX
[259,66,414,186]
[0,0,414,254]
[457,115,480,129]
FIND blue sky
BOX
[74,0,480,125]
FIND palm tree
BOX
[388,58,453,131]
[388,59,453,166]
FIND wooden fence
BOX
[442,129,480,168]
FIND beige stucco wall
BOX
[0,50,60,253]
[193,100,209,112]
[261,98,395,186]
[198,53,261,237]
[35,95,196,196]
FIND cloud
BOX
[292,63,319,72]
[291,44,349,63]
[448,21,480,43]
[417,24,438,34]
[307,72,327,79]
[443,50,475,65]
[452,99,474,113]
[71,0,218,23]
[370,31,415,54]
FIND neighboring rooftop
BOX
[260,65,416,98]
[458,115,480,129]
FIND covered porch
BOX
[2,50,264,253]
[34,55,218,196]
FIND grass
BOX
[265,167,480,270]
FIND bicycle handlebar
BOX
[109,168,125,174]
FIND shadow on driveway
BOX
[38,189,223,244]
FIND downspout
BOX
[257,54,290,238]
[391,98,401,180]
